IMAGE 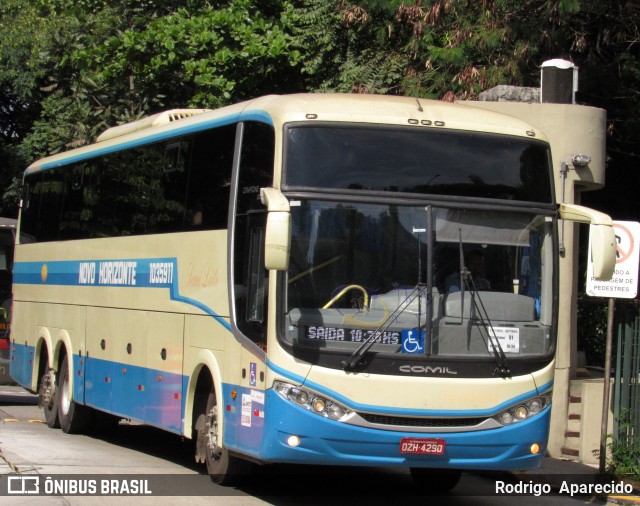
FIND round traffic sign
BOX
[613,222,635,264]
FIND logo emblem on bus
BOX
[398,365,458,375]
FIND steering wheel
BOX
[322,284,369,309]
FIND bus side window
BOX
[19,177,39,240]
[185,125,235,230]
[37,170,66,241]
[246,225,266,322]
[164,142,184,174]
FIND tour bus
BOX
[10,93,616,488]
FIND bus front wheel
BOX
[196,388,253,485]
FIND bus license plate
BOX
[400,438,446,455]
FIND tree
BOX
[1,0,639,222]
[564,0,640,220]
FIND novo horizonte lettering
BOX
[78,261,174,286]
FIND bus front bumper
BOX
[255,389,550,471]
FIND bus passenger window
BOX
[185,125,235,230]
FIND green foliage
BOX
[0,0,639,224]
[1,0,306,178]
[2,177,22,218]
[606,436,640,479]
[594,410,640,480]
[70,0,303,110]
[291,0,552,98]
[0,0,63,99]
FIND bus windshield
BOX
[283,124,553,203]
[281,201,554,361]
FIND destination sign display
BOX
[305,326,400,345]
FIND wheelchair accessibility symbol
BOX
[401,329,425,354]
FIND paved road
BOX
[0,385,618,505]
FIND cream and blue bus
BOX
[10,93,616,488]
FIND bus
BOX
[10,93,616,488]
[0,217,17,384]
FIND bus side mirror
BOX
[589,224,616,281]
[559,203,616,281]
[260,187,291,271]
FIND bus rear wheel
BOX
[196,388,253,485]
[39,366,60,428]
[57,355,90,434]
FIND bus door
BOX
[230,121,274,453]
[234,212,268,454]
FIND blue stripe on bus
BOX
[13,258,231,332]
[11,343,187,435]
[536,379,553,393]
[78,353,185,434]
[9,342,34,388]
[266,358,550,418]
[12,342,252,440]
[33,110,274,172]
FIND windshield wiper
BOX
[342,285,428,370]
[455,231,510,377]
[463,274,511,377]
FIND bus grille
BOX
[358,413,487,428]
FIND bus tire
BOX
[409,468,461,491]
[196,388,253,485]
[57,355,90,434]
[39,366,60,428]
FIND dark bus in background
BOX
[0,217,16,384]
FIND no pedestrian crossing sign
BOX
[586,220,640,298]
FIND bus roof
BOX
[26,93,547,174]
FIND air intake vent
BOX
[96,109,211,143]
[358,412,487,428]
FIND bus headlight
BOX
[295,390,309,404]
[493,391,552,426]
[514,405,529,420]
[312,397,326,412]
[274,381,352,421]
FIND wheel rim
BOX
[206,404,222,462]
[40,369,56,409]
[60,366,71,416]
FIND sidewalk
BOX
[511,456,640,505]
